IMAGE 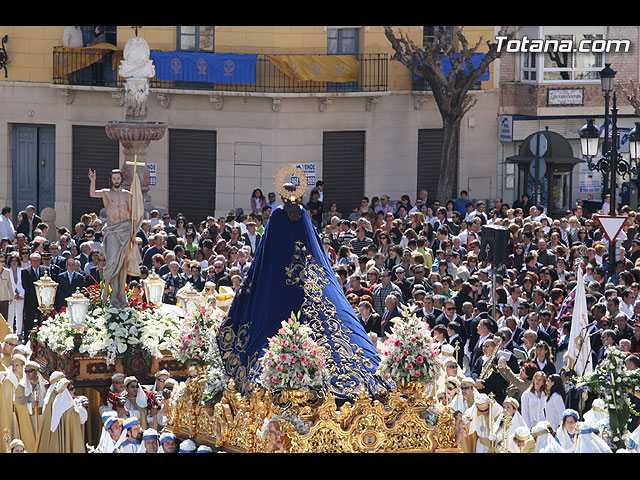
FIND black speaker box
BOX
[479,225,510,266]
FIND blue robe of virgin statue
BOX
[216,205,391,401]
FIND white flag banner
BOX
[565,266,592,375]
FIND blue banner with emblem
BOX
[413,53,490,82]
[150,51,258,84]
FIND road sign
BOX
[529,157,547,179]
[594,215,628,243]
[529,132,548,157]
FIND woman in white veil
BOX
[446,376,464,411]
[574,422,613,453]
[555,409,579,452]
[495,397,527,452]
[626,421,640,452]
[583,398,608,430]
[531,420,565,453]
[507,425,536,453]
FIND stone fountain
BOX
[104,35,167,212]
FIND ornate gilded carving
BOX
[168,376,461,453]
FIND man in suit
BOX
[435,298,460,329]
[162,261,187,305]
[54,258,86,312]
[469,317,496,373]
[161,213,177,236]
[377,294,402,337]
[137,219,150,250]
[357,300,381,335]
[40,252,61,281]
[48,243,66,270]
[242,221,262,256]
[505,316,526,347]
[412,293,442,329]
[521,312,552,348]
[466,301,497,355]
[446,321,465,368]
[534,239,557,268]
[539,309,559,351]
[405,264,432,295]
[497,326,519,357]
[596,329,618,366]
[470,337,510,405]
[71,221,87,249]
[75,242,92,271]
[516,252,539,285]
[23,205,42,241]
[142,233,167,270]
[21,253,47,342]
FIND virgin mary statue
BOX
[217,174,391,402]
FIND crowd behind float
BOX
[0,182,639,453]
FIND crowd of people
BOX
[1,180,640,452]
[0,335,212,453]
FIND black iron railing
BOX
[53,45,122,87]
[53,47,389,93]
[412,75,483,92]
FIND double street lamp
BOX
[580,64,640,190]
[579,63,640,274]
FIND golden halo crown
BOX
[274,164,310,202]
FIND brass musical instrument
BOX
[480,338,503,381]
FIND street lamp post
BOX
[601,64,615,198]
[578,63,637,275]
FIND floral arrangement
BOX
[574,346,640,451]
[258,311,329,392]
[35,305,182,366]
[376,308,443,387]
[170,380,188,411]
[83,283,105,309]
[199,352,230,406]
[198,310,229,406]
[170,306,226,366]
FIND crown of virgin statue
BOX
[273,164,309,203]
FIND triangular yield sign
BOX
[594,215,628,243]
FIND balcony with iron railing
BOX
[52,46,390,94]
[412,76,483,92]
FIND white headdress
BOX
[124,376,148,410]
[574,423,612,453]
[531,421,565,453]
[19,361,47,415]
[137,428,159,453]
[50,378,76,433]
[179,438,197,453]
[42,371,66,409]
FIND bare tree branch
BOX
[384,25,517,200]
[620,79,640,116]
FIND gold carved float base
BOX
[166,378,462,453]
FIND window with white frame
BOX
[543,33,603,81]
[522,51,537,81]
[519,27,607,83]
[177,26,214,52]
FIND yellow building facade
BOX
[0,25,500,230]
